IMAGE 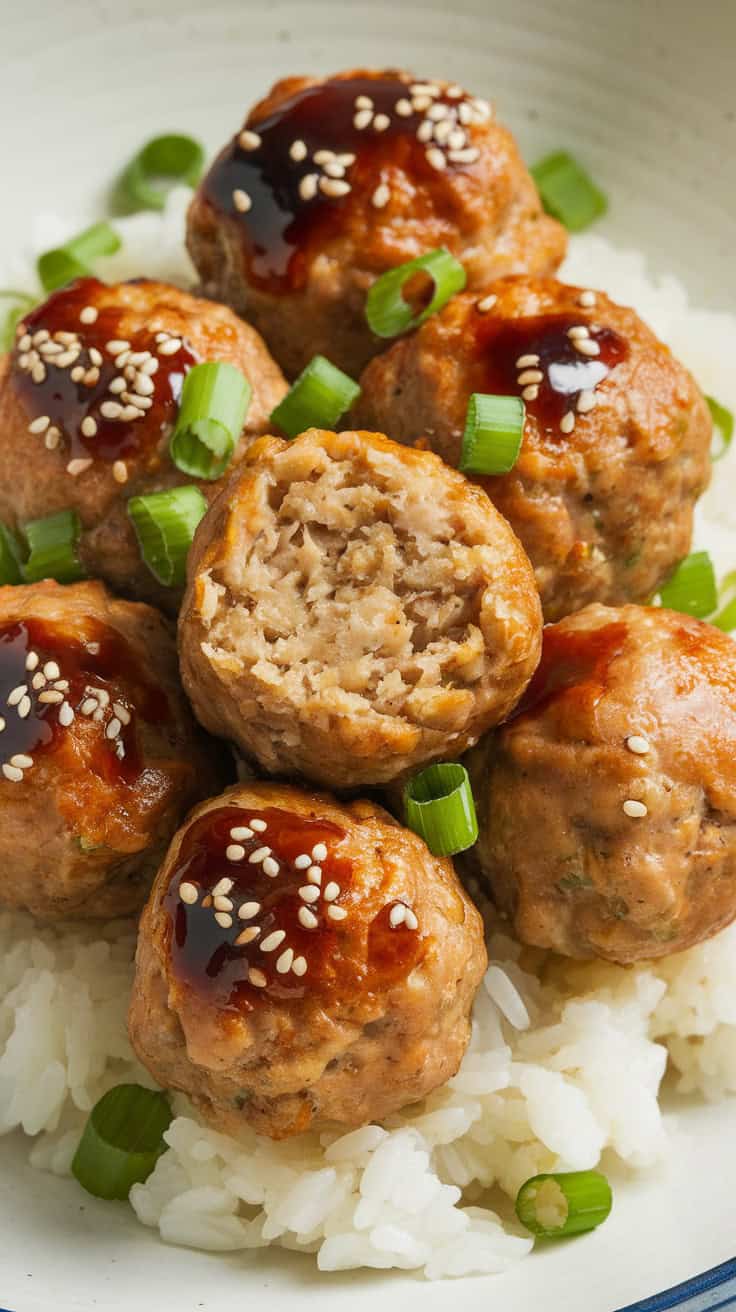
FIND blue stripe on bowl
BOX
[618,1258,736,1312]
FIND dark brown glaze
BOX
[166,804,425,1012]
[509,620,628,721]
[0,616,169,785]
[474,312,629,435]
[13,278,198,465]
[202,74,485,294]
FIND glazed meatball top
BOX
[194,68,565,294]
[7,276,286,506]
[163,787,433,1018]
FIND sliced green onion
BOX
[128,485,207,587]
[516,1170,612,1239]
[115,134,205,213]
[170,361,251,479]
[38,222,122,293]
[712,569,736,633]
[404,763,478,857]
[365,248,467,339]
[459,393,525,475]
[72,1084,172,1201]
[0,523,24,585]
[707,395,733,462]
[22,510,86,584]
[270,355,361,440]
[531,151,608,232]
[0,289,36,351]
[658,550,718,619]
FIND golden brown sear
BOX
[467,604,736,964]
[353,276,712,620]
[186,68,567,377]
[178,427,542,789]
[128,781,487,1138]
[0,277,287,609]
[0,580,222,920]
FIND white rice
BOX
[0,190,734,1279]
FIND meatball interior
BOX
[353,276,712,620]
[128,783,487,1138]
[179,428,542,788]
[0,580,220,919]
[468,604,736,964]
[187,68,566,375]
[0,277,287,607]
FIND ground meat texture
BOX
[0,278,287,610]
[128,782,487,1138]
[466,604,736,965]
[0,580,223,920]
[186,69,566,378]
[178,428,542,789]
[353,276,712,621]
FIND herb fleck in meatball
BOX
[186,69,566,377]
[0,277,287,609]
[128,782,487,1138]
[353,276,712,620]
[0,580,222,920]
[178,427,542,789]
[467,604,736,964]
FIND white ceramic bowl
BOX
[2,2,736,1309]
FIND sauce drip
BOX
[0,617,168,785]
[202,74,486,293]
[509,620,628,721]
[167,805,424,1012]
[14,277,198,466]
[474,312,629,435]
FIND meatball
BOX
[0,579,221,919]
[178,427,542,789]
[128,781,487,1138]
[353,276,712,620]
[0,277,287,609]
[186,68,566,377]
[467,604,736,964]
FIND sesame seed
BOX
[410,83,440,97]
[299,173,319,201]
[59,703,74,727]
[33,330,50,345]
[516,354,540,368]
[81,417,97,437]
[373,113,390,132]
[158,338,182,356]
[80,698,97,715]
[323,160,346,178]
[472,97,492,119]
[447,128,467,151]
[355,95,373,110]
[133,374,155,396]
[433,119,454,144]
[518,369,543,385]
[417,119,434,143]
[239,129,261,151]
[106,340,130,354]
[80,306,98,324]
[249,846,271,864]
[327,905,347,921]
[230,826,253,842]
[0,718,6,731]
[112,702,131,725]
[395,98,412,116]
[31,673,46,690]
[249,818,267,832]
[39,690,63,704]
[109,378,127,395]
[67,458,93,477]
[120,405,144,422]
[372,183,390,209]
[299,885,320,903]
[312,843,327,862]
[139,356,159,375]
[100,401,123,420]
[314,149,336,164]
[112,461,128,484]
[623,799,648,818]
[233,189,252,213]
[235,926,260,946]
[105,717,121,739]
[307,865,322,885]
[290,139,308,161]
[211,877,234,897]
[83,368,100,387]
[31,363,46,384]
[213,895,233,912]
[568,325,590,339]
[18,334,32,352]
[577,390,597,414]
[412,95,432,112]
[294,854,311,870]
[626,735,650,755]
[214,911,233,928]
[55,332,78,345]
[353,109,373,130]
[238,901,261,919]
[427,102,449,121]
[575,338,601,357]
[404,909,419,931]
[276,949,294,974]
[179,882,198,904]
[2,764,23,783]
[28,415,51,434]
[298,907,318,930]
[476,294,497,314]
[560,411,576,434]
[320,177,351,198]
[448,147,480,164]
[260,930,286,953]
[262,857,279,877]
[17,696,31,719]
[71,367,85,382]
[292,956,307,977]
[114,352,130,369]
[25,652,39,671]
[521,385,539,402]
[323,882,340,902]
[249,968,267,988]
[226,843,246,862]
[578,290,597,308]
[201,894,212,908]
[336,153,355,166]
[10,754,33,769]
[40,341,63,356]
[390,904,406,928]
[88,348,103,367]
[7,685,27,705]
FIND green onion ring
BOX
[37,222,122,294]
[365,248,467,339]
[515,1170,613,1239]
[459,393,526,475]
[128,485,208,587]
[169,361,252,480]
[658,550,718,619]
[72,1084,172,1201]
[116,134,205,213]
[707,395,733,462]
[531,151,608,232]
[270,355,361,440]
[22,510,86,584]
[404,762,478,857]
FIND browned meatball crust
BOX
[353,276,712,620]
[0,278,287,609]
[467,604,736,964]
[128,782,487,1138]
[0,580,222,920]
[178,427,542,789]
[186,69,567,377]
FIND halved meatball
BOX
[178,428,542,789]
[0,580,223,919]
[353,276,712,620]
[128,781,487,1138]
[186,68,566,377]
[0,277,287,609]
[467,604,736,964]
